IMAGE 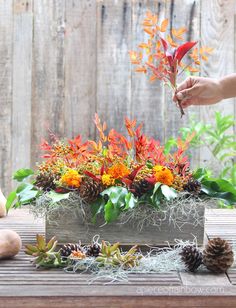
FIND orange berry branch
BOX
[129,10,213,117]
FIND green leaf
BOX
[14,182,39,205]
[6,191,17,212]
[152,182,162,195]
[47,191,70,204]
[16,183,34,194]
[101,186,128,198]
[201,178,236,205]
[104,200,120,223]
[101,186,128,208]
[90,196,105,224]
[161,185,178,201]
[150,183,163,208]
[124,192,137,210]
[193,168,211,181]
[13,168,34,182]
[164,138,177,154]
[19,189,39,204]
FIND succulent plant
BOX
[25,234,64,268]
[96,241,142,268]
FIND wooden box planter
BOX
[46,203,205,246]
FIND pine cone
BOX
[203,237,234,273]
[83,243,101,257]
[35,172,60,191]
[180,245,203,272]
[79,178,104,203]
[131,179,153,197]
[59,243,83,260]
[183,178,201,195]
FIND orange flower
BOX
[70,250,86,259]
[101,174,115,186]
[108,163,130,179]
[61,169,82,188]
[153,165,174,186]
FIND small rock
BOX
[0,230,22,259]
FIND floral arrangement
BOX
[129,10,213,116]
[7,115,236,225]
[25,234,234,283]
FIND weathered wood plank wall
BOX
[0,0,235,194]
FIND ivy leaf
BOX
[13,169,34,182]
[6,191,17,212]
[101,186,128,198]
[124,192,137,210]
[90,196,105,224]
[18,189,39,204]
[16,183,34,193]
[47,191,70,204]
[161,185,178,201]
[151,183,163,208]
[104,200,120,223]
[152,182,162,195]
[101,186,128,208]
[14,183,39,205]
[193,168,211,181]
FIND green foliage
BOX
[165,112,236,207]
[92,187,138,224]
[47,191,70,204]
[91,183,178,224]
[180,112,236,185]
[13,168,34,182]
[6,168,40,212]
[194,168,236,205]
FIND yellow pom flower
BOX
[101,174,115,186]
[153,165,174,186]
[107,163,130,179]
[61,169,82,188]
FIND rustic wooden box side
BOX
[46,205,205,246]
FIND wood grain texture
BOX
[12,0,33,182]
[64,0,96,139]
[31,0,66,166]
[1,296,236,308]
[1,208,236,306]
[0,0,13,194]
[46,204,205,245]
[96,0,132,134]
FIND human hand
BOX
[173,76,224,109]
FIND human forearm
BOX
[219,74,236,100]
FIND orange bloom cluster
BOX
[61,169,82,188]
[153,165,174,186]
[107,163,130,180]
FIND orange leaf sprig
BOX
[129,10,213,117]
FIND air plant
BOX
[129,10,213,117]
[96,240,142,269]
[25,234,64,268]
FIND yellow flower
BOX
[153,165,174,186]
[107,163,130,179]
[61,169,82,188]
[101,174,115,186]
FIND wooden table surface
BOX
[1,208,236,307]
